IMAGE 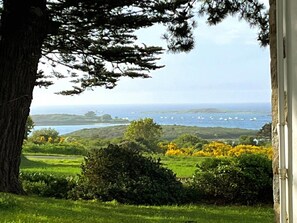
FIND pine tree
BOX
[0,0,196,193]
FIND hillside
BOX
[66,125,257,140]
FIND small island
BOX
[31,111,129,126]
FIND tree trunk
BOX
[0,0,47,193]
[269,0,280,222]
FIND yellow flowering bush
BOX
[203,141,232,157]
[39,136,46,143]
[47,137,53,143]
[163,140,272,159]
[228,144,273,159]
[59,137,65,143]
[167,142,179,150]
[192,150,212,157]
[165,149,186,156]
[164,142,196,156]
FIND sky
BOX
[32,1,270,107]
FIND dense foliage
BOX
[29,128,60,143]
[20,172,76,199]
[192,154,273,204]
[172,133,208,150]
[24,128,87,155]
[71,144,184,205]
[257,122,272,141]
[23,141,87,155]
[124,118,163,152]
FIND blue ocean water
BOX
[31,103,272,134]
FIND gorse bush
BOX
[195,142,273,159]
[70,144,185,205]
[163,141,273,159]
[191,154,273,205]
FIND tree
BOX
[84,111,97,118]
[0,0,195,193]
[172,133,207,150]
[100,114,112,121]
[24,116,34,140]
[29,128,60,143]
[124,118,162,151]
[257,122,272,141]
[238,135,256,145]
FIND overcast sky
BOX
[32,1,270,107]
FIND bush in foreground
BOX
[70,144,184,205]
[191,154,273,205]
[20,172,77,199]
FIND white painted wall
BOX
[285,0,297,222]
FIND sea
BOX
[30,103,272,135]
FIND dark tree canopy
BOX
[0,0,268,95]
[1,0,197,95]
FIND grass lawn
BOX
[159,155,206,178]
[21,154,204,178]
[21,155,83,176]
[0,193,273,223]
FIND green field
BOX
[0,193,273,223]
[21,155,83,176]
[157,155,207,178]
[21,154,205,178]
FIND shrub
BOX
[173,134,208,150]
[191,154,273,205]
[20,172,77,199]
[29,128,60,144]
[236,154,273,203]
[124,118,163,152]
[22,141,87,155]
[191,142,272,159]
[70,144,184,205]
